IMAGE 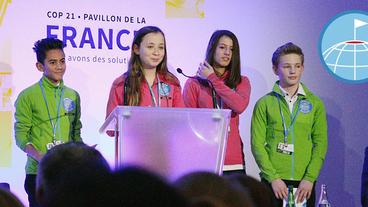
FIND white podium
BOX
[99,106,231,180]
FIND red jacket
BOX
[106,73,185,118]
[183,72,251,165]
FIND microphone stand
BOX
[176,68,218,109]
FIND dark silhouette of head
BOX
[36,142,111,207]
[111,166,189,207]
[0,188,25,207]
[226,174,274,207]
[174,171,254,207]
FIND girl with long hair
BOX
[106,26,184,118]
[183,30,251,174]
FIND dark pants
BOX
[25,174,40,207]
[262,178,316,207]
[222,169,246,176]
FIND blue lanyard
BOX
[39,79,64,142]
[276,93,300,144]
[217,88,235,109]
[212,89,219,109]
[145,75,161,107]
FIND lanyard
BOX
[39,80,64,142]
[212,89,219,109]
[145,75,161,107]
[276,93,300,144]
[215,88,235,109]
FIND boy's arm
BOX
[251,99,280,182]
[14,93,33,151]
[24,144,44,162]
[14,93,44,161]
[303,100,328,182]
[72,92,82,142]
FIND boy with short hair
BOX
[14,38,82,207]
[251,42,328,206]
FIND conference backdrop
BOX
[1,1,368,206]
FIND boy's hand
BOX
[271,178,288,199]
[295,180,313,203]
[25,143,44,162]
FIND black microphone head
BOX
[176,68,183,74]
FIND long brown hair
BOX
[203,30,242,89]
[124,26,177,106]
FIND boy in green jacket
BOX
[251,42,327,207]
[14,38,82,207]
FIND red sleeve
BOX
[207,74,251,114]
[162,73,185,108]
[172,83,185,107]
[183,78,199,108]
[106,76,125,119]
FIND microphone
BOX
[176,68,218,109]
[176,68,201,80]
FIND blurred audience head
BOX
[226,174,274,207]
[0,188,25,207]
[36,142,111,207]
[174,171,254,207]
[110,166,189,207]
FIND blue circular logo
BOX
[299,100,312,114]
[319,10,368,84]
[63,98,75,112]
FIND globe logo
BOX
[319,10,368,83]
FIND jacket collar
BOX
[272,81,311,99]
[41,75,64,89]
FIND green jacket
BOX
[14,76,82,174]
[251,82,327,183]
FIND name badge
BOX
[277,142,294,155]
[46,140,64,150]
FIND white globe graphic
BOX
[323,40,368,81]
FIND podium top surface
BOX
[99,106,231,133]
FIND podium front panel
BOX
[101,106,231,181]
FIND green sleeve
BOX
[14,92,32,151]
[72,92,83,142]
[303,100,328,182]
[251,99,280,182]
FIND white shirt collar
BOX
[278,83,306,113]
[278,83,306,98]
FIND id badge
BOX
[46,140,63,150]
[54,140,63,146]
[277,142,294,155]
[46,142,55,150]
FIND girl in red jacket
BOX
[183,30,251,175]
[106,26,184,118]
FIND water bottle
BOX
[318,184,331,207]
[286,185,296,207]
